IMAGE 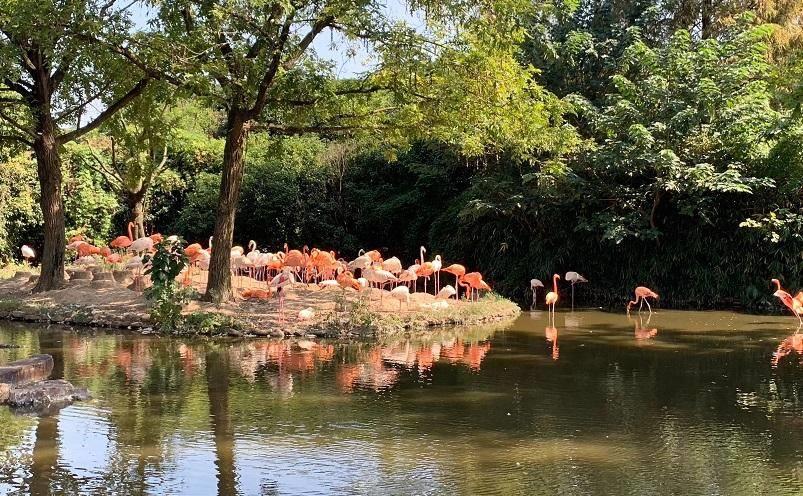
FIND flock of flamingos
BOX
[16,222,803,325]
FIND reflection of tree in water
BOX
[206,348,238,496]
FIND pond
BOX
[2,309,803,495]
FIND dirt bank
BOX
[0,271,520,337]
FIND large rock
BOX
[7,379,90,410]
[0,354,53,386]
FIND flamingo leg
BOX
[645,298,652,315]
[571,283,575,311]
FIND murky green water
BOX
[2,310,803,495]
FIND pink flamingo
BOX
[626,286,659,315]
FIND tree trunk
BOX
[205,108,249,302]
[126,190,147,239]
[32,112,66,292]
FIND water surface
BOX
[1,310,803,495]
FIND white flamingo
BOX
[530,278,544,309]
[390,285,410,311]
[565,271,588,310]
[20,245,35,266]
[436,285,456,300]
[432,254,443,293]
[128,236,154,254]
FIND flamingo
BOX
[416,246,435,294]
[298,308,315,321]
[432,255,443,293]
[530,279,544,309]
[128,234,154,254]
[336,268,362,296]
[626,286,659,315]
[460,272,487,302]
[283,243,305,281]
[443,264,466,299]
[545,274,560,321]
[110,222,134,250]
[565,272,587,310]
[269,267,295,323]
[436,285,456,300]
[364,266,398,305]
[20,244,35,266]
[398,268,418,290]
[390,285,410,311]
[771,278,803,324]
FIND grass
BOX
[313,292,521,337]
[178,312,248,336]
[0,298,22,313]
[0,263,33,280]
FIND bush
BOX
[143,240,195,331]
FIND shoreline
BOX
[0,273,521,338]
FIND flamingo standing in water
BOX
[530,278,544,309]
[545,274,560,321]
[771,278,803,325]
[565,271,587,310]
[626,286,659,315]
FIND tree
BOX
[147,0,573,302]
[0,0,150,290]
[81,88,175,239]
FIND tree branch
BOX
[58,78,149,144]
[0,134,33,146]
[3,78,32,98]
[0,109,35,138]
[248,13,296,117]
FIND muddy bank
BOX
[0,273,520,337]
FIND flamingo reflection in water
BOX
[772,325,803,367]
[631,313,658,340]
[545,326,559,360]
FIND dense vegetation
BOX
[3,0,803,310]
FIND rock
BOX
[12,271,31,280]
[10,310,25,319]
[113,270,133,285]
[227,330,243,337]
[269,330,285,338]
[7,379,90,410]
[68,269,93,280]
[252,328,271,336]
[0,354,53,385]
[92,271,115,282]
[0,383,9,404]
[90,279,117,289]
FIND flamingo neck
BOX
[420,246,425,264]
[773,279,782,292]
[127,222,133,240]
[552,275,558,293]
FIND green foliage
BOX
[179,312,244,336]
[143,240,194,331]
[62,144,121,242]
[0,154,41,261]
